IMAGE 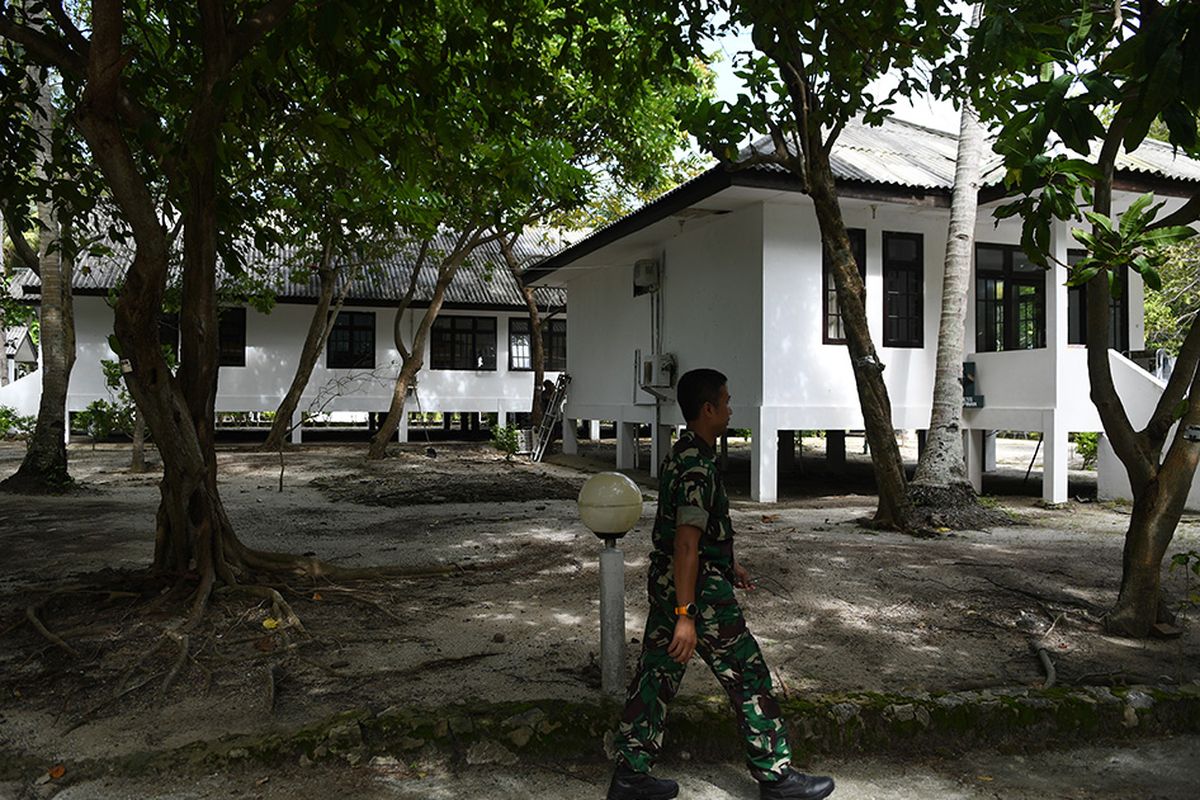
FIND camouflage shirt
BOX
[651,429,735,569]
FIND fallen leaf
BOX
[761,514,780,524]
[256,776,270,786]
[977,775,993,782]
[312,592,323,601]
[262,617,280,630]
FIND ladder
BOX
[531,372,571,462]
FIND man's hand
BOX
[667,616,697,664]
[733,561,755,590]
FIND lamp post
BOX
[577,472,643,696]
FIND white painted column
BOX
[963,428,983,493]
[562,416,579,456]
[496,409,507,430]
[983,430,997,472]
[1042,411,1068,504]
[397,411,409,443]
[650,424,672,478]
[826,429,846,473]
[751,408,778,503]
[588,420,601,441]
[616,420,636,469]
[290,409,302,445]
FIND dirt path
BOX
[0,441,1197,768]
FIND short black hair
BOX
[676,368,727,422]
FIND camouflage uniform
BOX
[613,430,792,782]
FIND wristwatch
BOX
[674,603,698,619]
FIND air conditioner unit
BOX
[633,259,661,293]
[641,352,677,389]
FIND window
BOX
[882,232,924,347]
[218,307,246,367]
[1067,249,1129,351]
[823,228,867,344]
[509,318,567,371]
[975,244,1045,352]
[431,315,496,370]
[326,311,375,369]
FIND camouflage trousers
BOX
[613,559,791,781]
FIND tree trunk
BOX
[261,242,350,451]
[807,149,915,529]
[502,241,546,426]
[1,61,76,494]
[911,34,985,506]
[368,249,475,459]
[130,407,146,472]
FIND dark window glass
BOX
[975,244,1046,352]
[509,318,568,371]
[1066,249,1129,351]
[218,307,246,367]
[823,228,867,344]
[326,311,375,369]
[882,232,923,347]
[432,316,497,370]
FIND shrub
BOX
[1073,431,1099,469]
[0,405,35,439]
[491,424,521,462]
[76,398,134,443]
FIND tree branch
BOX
[45,0,89,57]
[0,12,86,75]
[1144,316,1200,445]
[230,0,299,66]
[3,216,39,275]
[1148,192,1200,231]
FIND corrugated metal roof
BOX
[15,230,565,309]
[4,325,28,357]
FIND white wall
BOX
[52,296,551,418]
[563,203,765,428]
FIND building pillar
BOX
[616,420,637,470]
[290,409,302,445]
[650,424,673,478]
[826,429,846,473]
[751,409,778,503]
[562,417,579,456]
[397,411,409,443]
[963,428,983,493]
[1042,411,1068,504]
[983,430,997,472]
[588,420,601,441]
[496,410,507,430]
[778,430,795,472]
[916,429,927,461]
[443,413,453,431]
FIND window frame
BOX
[1067,249,1130,351]
[431,315,498,371]
[882,231,924,348]
[507,317,567,372]
[822,228,868,345]
[325,310,376,369]
[974,243,1046,353]
[218,306,247,368]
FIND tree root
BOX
[160,632,190,695]
[217,585,307,636]
[25,604,80,658]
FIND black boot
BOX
[606,760,679,800]
[759,767,835,800]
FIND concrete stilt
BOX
[916,429,927,461]
[290,410,302,445]
[650,424,673,477]
[1042,412,1068,504]
[984,430,997,472]
[963,429,983,493]
[778,430,796,472]
[562,416,579,456]
[751,411,778,503]
[616,421,636,470]
[826,429,846,473]
[588,420,601,441]
[397,411,409,443]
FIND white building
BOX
[3,326,36,386]
[527,118,1200,506]
[0,235,565,441]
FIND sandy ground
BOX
[0,436,1198,791]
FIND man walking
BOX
[606,368,835,800]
